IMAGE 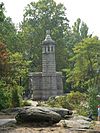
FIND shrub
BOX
[46,91,88,116]
[0,80,9,110]
[11,88,20,107]
[11,85,23,107]
[66,91,88,116]
[88,87,99,116]
[21,100,32,107]
[46,96,73,109]
[66,91,87,107]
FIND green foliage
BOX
[6,52,30,108]
[11,85,23,107]
[46,91,88,116]
[47,96,72,109]
[67,37,100,91]
[0,2,5,22]
[11,88,20,107]
[0,80,24,109]
[0,41,9,80]
[88,87,99,116]
[66,91,86,105]
[8,52,30,82]
[64,18,89,91]
[18,0,70,71]
[0,47,30,109]
[66,18,89,56]
[0,80,8,110]
[21,100,32,107]
[0,2,99,117]
[0,3,18,51]
[72,18,88,39]
[67,91,88,116]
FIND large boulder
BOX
[2,106,72,119]
[15,107,61,125]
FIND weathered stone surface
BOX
[58,115,92,129]
[15,107,61,125]
[1,106,72,118]
[72,115,92,121]
[28,31,63,100]
[0,119,16,127]
[49,107,73,118]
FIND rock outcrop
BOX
[49,107,72,118]
[2,106,72,119]
[15,107,62,125]
[58,114,92,129]
[0,107,96,132]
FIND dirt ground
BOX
[0,114,100,133]
[0,124,91,133]
[0,114,15,119]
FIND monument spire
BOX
[45,30,52,41]
[46,30,50,35]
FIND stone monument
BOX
[28,30,63,100]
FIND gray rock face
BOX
[49,108,73,118]
[15,107,61,125]
[60,119,91,129]
[0,119,16,126]
[58,115,92,129]
[1,106,72,118]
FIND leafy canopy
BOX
[67,37,100,91]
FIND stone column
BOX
[42,30,57,100]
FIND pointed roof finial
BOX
[42,30,55,45]
[45,30,51,40]
[46,30,50,35]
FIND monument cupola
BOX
[42,30,55,54]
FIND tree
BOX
[0,3,18,51]
[72,18,88,39]
[64,18,89,91]
[67,18,89,56]
[18,0,70,71]
[0,4,31,109]
[0,51,30,108]
[8,52,30,83]
[0,2,5,22]
[0,41,9,80]
[0,41,30,108]
[67,37,100,92]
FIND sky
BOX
[2,0,100,37]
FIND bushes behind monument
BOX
[46,91,88,116]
